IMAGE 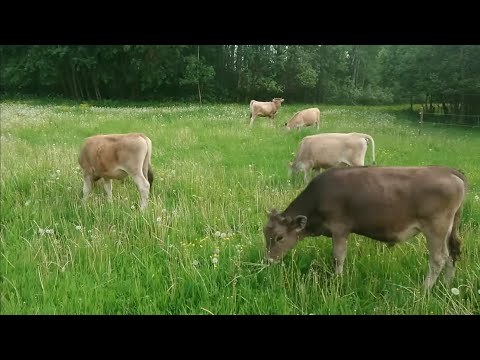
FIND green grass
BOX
[1,100,479,315]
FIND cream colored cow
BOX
[289,132,375,184]
[249,98,284,127]
[284,107,320,130]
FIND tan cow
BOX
[284,107,320,130]
[78,133,153,210]
[249,98,284,127]
[264,166,468,290]
[289,132,375,184]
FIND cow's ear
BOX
[294,215,307,232]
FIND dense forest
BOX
[2,45,480,120]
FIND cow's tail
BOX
[362,134,375,164]
[142,135,153,188]
[249,100,255,119]
[448,169,468,264]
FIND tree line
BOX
[1,45,480,121]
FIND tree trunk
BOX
[71,62,80,99]
[351,45,359,88]
[82,68,91,99]
[197,45,202,105]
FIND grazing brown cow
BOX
[284,107,321,130]
[249,98,284,127]
[289,132,375,184]
[264,166,467,289]
[78,133,153,210]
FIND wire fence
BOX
[418,110,480,134]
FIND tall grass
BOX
[1,101,479,314]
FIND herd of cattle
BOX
[78,98,468,290]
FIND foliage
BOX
[2,45,480,119]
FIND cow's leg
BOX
[443,257,455,284]
[103,178,113,202]
[443,220,458,283]
[422,219,451,290]
[249,114,256,128]
[332,232,348,275]
[270,115,276,127]
[303,169,309,185]
[82,174,93,201]
[132,173,150,210]
[287,165,293,179]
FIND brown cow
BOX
[264,166,467,289]
[78,133,153,210]
[249,98,284,127]
[284,107,320,130]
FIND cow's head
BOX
[263,209,307,262]
[272,98,284,105]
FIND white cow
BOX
[289,132,376,184]
[284,107,320,130]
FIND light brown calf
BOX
[78,133,153,210]
[249,98,284,127]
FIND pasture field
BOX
[1,100,479,315]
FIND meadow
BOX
[1,100,479,315]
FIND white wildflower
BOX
[211,257,219,265]
[45,229,54,235]
[67,187,72,191]
[220,233,226,239]
[192,260,199,267]
[156,217,161,223]
[131,205,135,209]
[162,208,167,213]
[38,228,45,236]
[56,170,60,174]
[24,200,31,206]
[214,231,221,237]
[451,288,460,296]
[75,225,82,231]
[475,195,479,201]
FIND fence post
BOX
[419,108,424,134]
